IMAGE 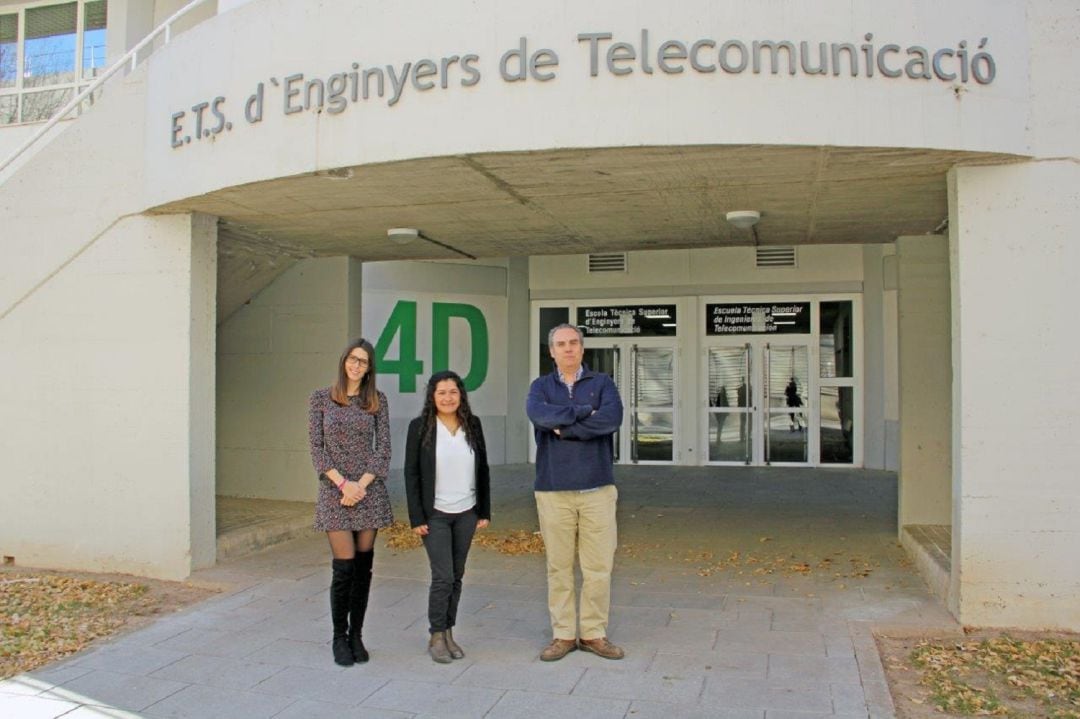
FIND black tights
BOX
[327,529,378,559]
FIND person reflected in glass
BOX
[714,385,729,452]
[736,381,748,440]
[308,338,393,667]
[785,377,804,432]
[404,370,491,663]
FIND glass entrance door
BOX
[631,346,675,463]
[583,346,621,462]
[764,343,810,464]
[584,343,676,464]
[705,340,811,466]
[706,345,752,463]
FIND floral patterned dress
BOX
[309,388,394,531]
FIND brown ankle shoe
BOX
[444,628,464,659]
[578,637,625,660]
[428,631,453,664]
[540,638,578,662]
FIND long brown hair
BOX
[331,338,380,412]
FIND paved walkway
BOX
[1,466,957,718]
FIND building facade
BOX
[1,0,1078,630]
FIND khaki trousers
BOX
[534,484,618,641]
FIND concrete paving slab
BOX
[242,639,344,672]
[486,689,629,719]
[628,700,764,719]
[764,708,864,712]
[714,627,828,656]
[141,683,296,719]
[64,645,188,676]
[340,646,475,684]
[272,698,414,718]
[150,626,277,659]
[648,649,768,679]
[60,706,148,718]
[249,665,388,705]
[147,654,285,691]
[607,623,721,653]
[572,666,707,704]
[451,660,585,693]
[830,681,871,715]
[42,670,188,712]
[767,654,862,683]
[702,677,834,714]
[360,679,504,716]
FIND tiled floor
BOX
[3,466,960,718]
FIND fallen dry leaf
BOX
[1,573,152,679]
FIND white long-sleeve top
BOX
[434,420,476,513]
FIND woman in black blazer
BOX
[404,370,491,663]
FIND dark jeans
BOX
[422,508,478,633]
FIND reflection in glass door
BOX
[631,346,675,463]
[705,341,812,466]
[765,343,810,464]
[583,346,621,462]
[707,345,752,463]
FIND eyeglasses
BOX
[345,356,369,368]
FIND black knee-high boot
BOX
[330,558,355,666]
[350,550,374,662]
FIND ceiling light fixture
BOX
[386,227,477,259]
[725,210,761,230]
[387,227,420,244]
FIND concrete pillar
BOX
[896,235,952,529]
[217,256,361,501]
[882,247,900,472]
[862,244,886,470]
[0,212,217,580]
[948,162,1080,629]
[505,256,530,463]
[189,213,219,570]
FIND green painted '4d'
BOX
[375,300,489,393]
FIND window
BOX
[818,300,856,464]
[537,307,569,375]
[0,1,107,126]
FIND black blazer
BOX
[403,415,491,528]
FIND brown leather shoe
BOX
[539,638,578,662]
[578,637,625,660]
[428,631,453,664]
[444,628,464,659]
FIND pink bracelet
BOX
[337,480,347,493]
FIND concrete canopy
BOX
[150,143,1016,320]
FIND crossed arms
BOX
[526,375,623,441]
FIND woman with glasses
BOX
[308,338,393,666]
[404,370,491,663]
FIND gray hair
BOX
[547,323,584,347]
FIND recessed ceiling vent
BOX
[756,246,797,268]
[588,253,628,273]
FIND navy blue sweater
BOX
[526,367,623,492]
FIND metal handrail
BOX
[0,0,214,179]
